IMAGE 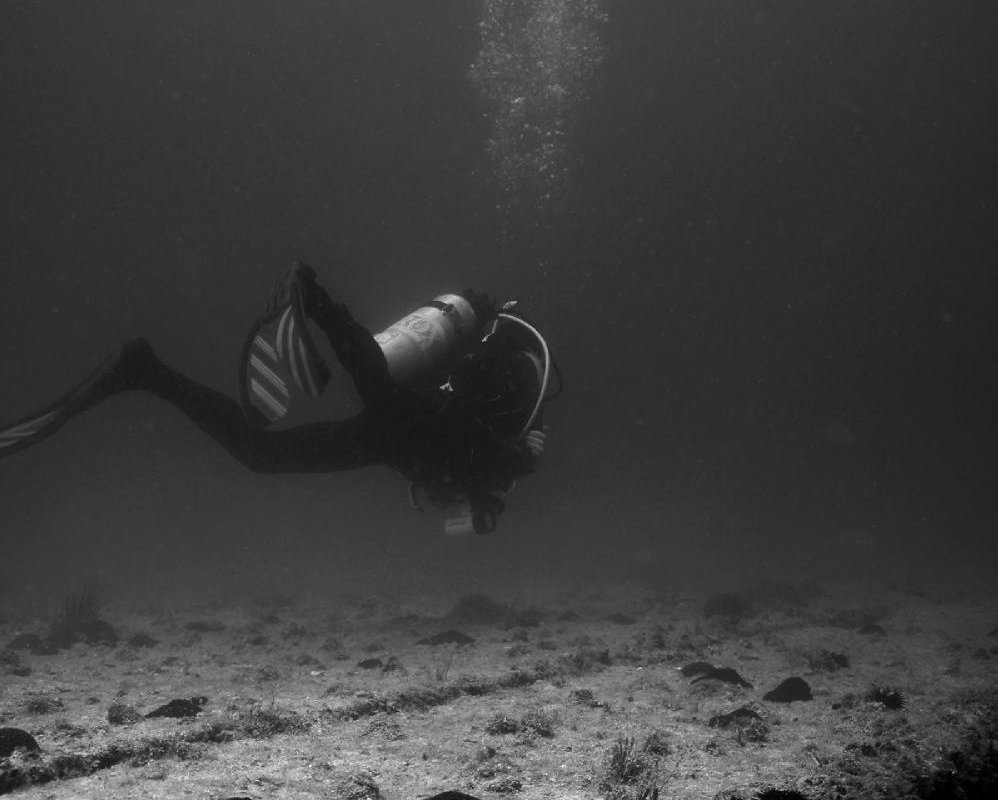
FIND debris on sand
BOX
[867,685,906,709]
[763,677,813,702]
[690,666,753,688]
[417,630,475,646]
[145,696,208,719]
[708,706,763,729]
[679,660,715,677]
[107,704,143,725]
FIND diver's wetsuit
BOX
[101,271,536,526]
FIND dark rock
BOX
[127,632,158,647]
[805,648,850,671]
[558,610,580,621]
[107,703,142,725]
[858,622,886,636]
[447,594,511,625]
[690,666,753,688]
[145,695,208,719]
[679,660,715,677]
[0,727,40,757]
[606,612,637,625]
[78,618,118,645]
[763,677,813,702]
[708,706,763,728]
[357,658,383,670]
[422,793,483,800]
[505,610,543,629]
[417,630,475,646]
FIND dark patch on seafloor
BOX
[145,696,208,719]
[690,666,754,688]
[0,728,39,758]
[708,706,763,729]
[763,677,813,702]
[5,586,119,655]
[417,630,475,646]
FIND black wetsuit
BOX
[110,272,537,529]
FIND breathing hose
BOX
[495,312,551,439]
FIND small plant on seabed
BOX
[485,713,520,735]
[599,736,659,797]
[46,584,103,649]
[520,708,557,739]
[426,649,455,683]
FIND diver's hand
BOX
[524,428,547,458]
[265,259,317,315]
[290,257,317,284]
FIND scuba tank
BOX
[373,294,478,386]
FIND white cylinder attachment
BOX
[374,293,477,385]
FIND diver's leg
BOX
[290,265,403,414]
[105,340,386,472]
[239,414,390,473]
[104,338,257,459]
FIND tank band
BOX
[426,299,467,336]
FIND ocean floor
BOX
[1,577,996,799]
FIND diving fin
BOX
[239,263,331,426]
[0,347,122,459]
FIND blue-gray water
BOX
[1,1,996,604]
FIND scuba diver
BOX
[0,260,558,534]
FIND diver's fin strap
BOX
[0,351,115,459]
[240,275,331,426]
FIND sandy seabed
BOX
[2,575,996,800]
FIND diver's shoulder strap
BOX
[239,263,331,427]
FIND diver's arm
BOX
[290,264,403,413]
[496,427,546,474]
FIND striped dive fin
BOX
[243,302,329,425]
[0,346,118,459]
[247,334,290,422]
